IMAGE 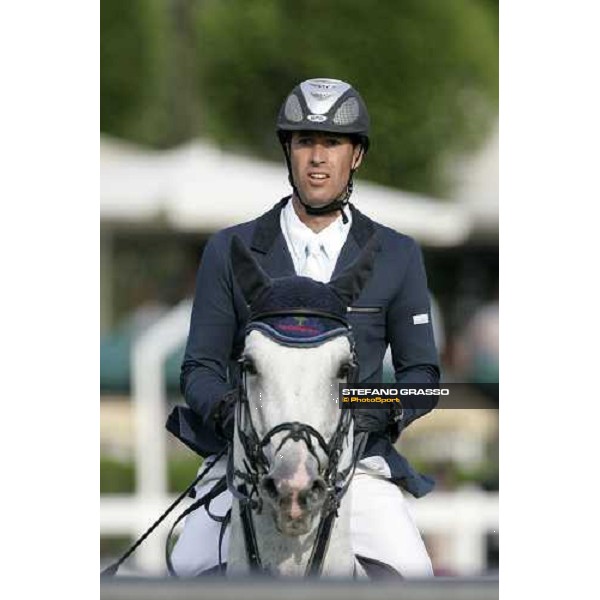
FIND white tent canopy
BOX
[101,136,473,246]
[448,121,499,237]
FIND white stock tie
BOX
[302,239,327,283]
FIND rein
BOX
[101,309,366,578]
[228,310,365,576]
[101,445,228,577]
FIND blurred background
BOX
[100,0,499,577]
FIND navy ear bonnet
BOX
[230,232,378,346]
[252,276,347,319]
[247,276,351,346]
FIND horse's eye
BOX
[337,363,352,379]
[242,358,258,376]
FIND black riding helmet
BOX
[276,78,370,220]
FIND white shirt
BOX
[280,198,352,283]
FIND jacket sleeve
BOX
[387,239,440,431]
[180,232,238,433]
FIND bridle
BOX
[227,308,367,576]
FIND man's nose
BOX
[309,143,326,165]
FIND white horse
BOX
[225,235,378,577]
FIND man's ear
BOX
[351,145,364,171]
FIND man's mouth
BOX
[307,172,329,182]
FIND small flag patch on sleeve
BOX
[412,313,429,325]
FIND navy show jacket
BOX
[176,197,440,497]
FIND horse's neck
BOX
[227,441,355,577]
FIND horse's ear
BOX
[230,235,272,307]
[328,234,380,306]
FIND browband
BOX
[246,321,351,348]
[250,308,350,327]
[246,308,352,347]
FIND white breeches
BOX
[170,455,433,578]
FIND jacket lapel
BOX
[260,235,296,277]
[250,196,296,277]
[331,203,377,278]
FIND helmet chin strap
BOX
[282,141,363,225]
[290,175,354,223]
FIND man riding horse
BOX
[168,78,440,577]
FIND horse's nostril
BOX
[304,477,327,505]
[311,479,326,493]
[261,476,279,500]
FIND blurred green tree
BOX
[194,0,498,196]
[100,0,169,145]
[101,0,498,196]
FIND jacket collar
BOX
[250,196,376,255]
[250,197,290,254]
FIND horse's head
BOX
[230,235,378,537]
[242,329,354,535]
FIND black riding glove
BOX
[209,388,238,441]
[352,404,404,438]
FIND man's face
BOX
[289,131,363,208]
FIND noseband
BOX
[227,309,366,576]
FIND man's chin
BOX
[294,194,338,211]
